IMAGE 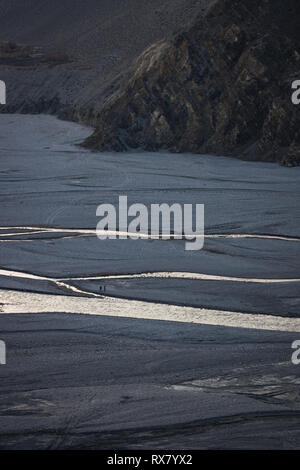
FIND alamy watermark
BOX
[291,341,300,365]
[0,340,6,365]
[0,80,6,105]
[96,196,204,251]
[291,80,300,105]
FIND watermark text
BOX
[0,80,6,105]
[0,340,6,365]
[291,80,300,105]
[292,340,300,365]
[96,196,204,251]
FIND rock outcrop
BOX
[83,0,300,165]
[0,0,209,117]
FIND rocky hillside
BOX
[0,0,209,117]
[83,0,300,165]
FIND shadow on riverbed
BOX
[0,312,299,449]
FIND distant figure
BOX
[99,285,106,293]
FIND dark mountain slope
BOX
[0,0,209,115]
[83,0,300,164]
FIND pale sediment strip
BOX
[0,267,300,332]
[0,268,299,285]
[61,271,300,283]
[1,287,300,333]
[0,227,299,332]
[0,226,299,242]
[0,268,104,299]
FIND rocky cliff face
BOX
[0,0,209,118]
[83,0,300,165]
